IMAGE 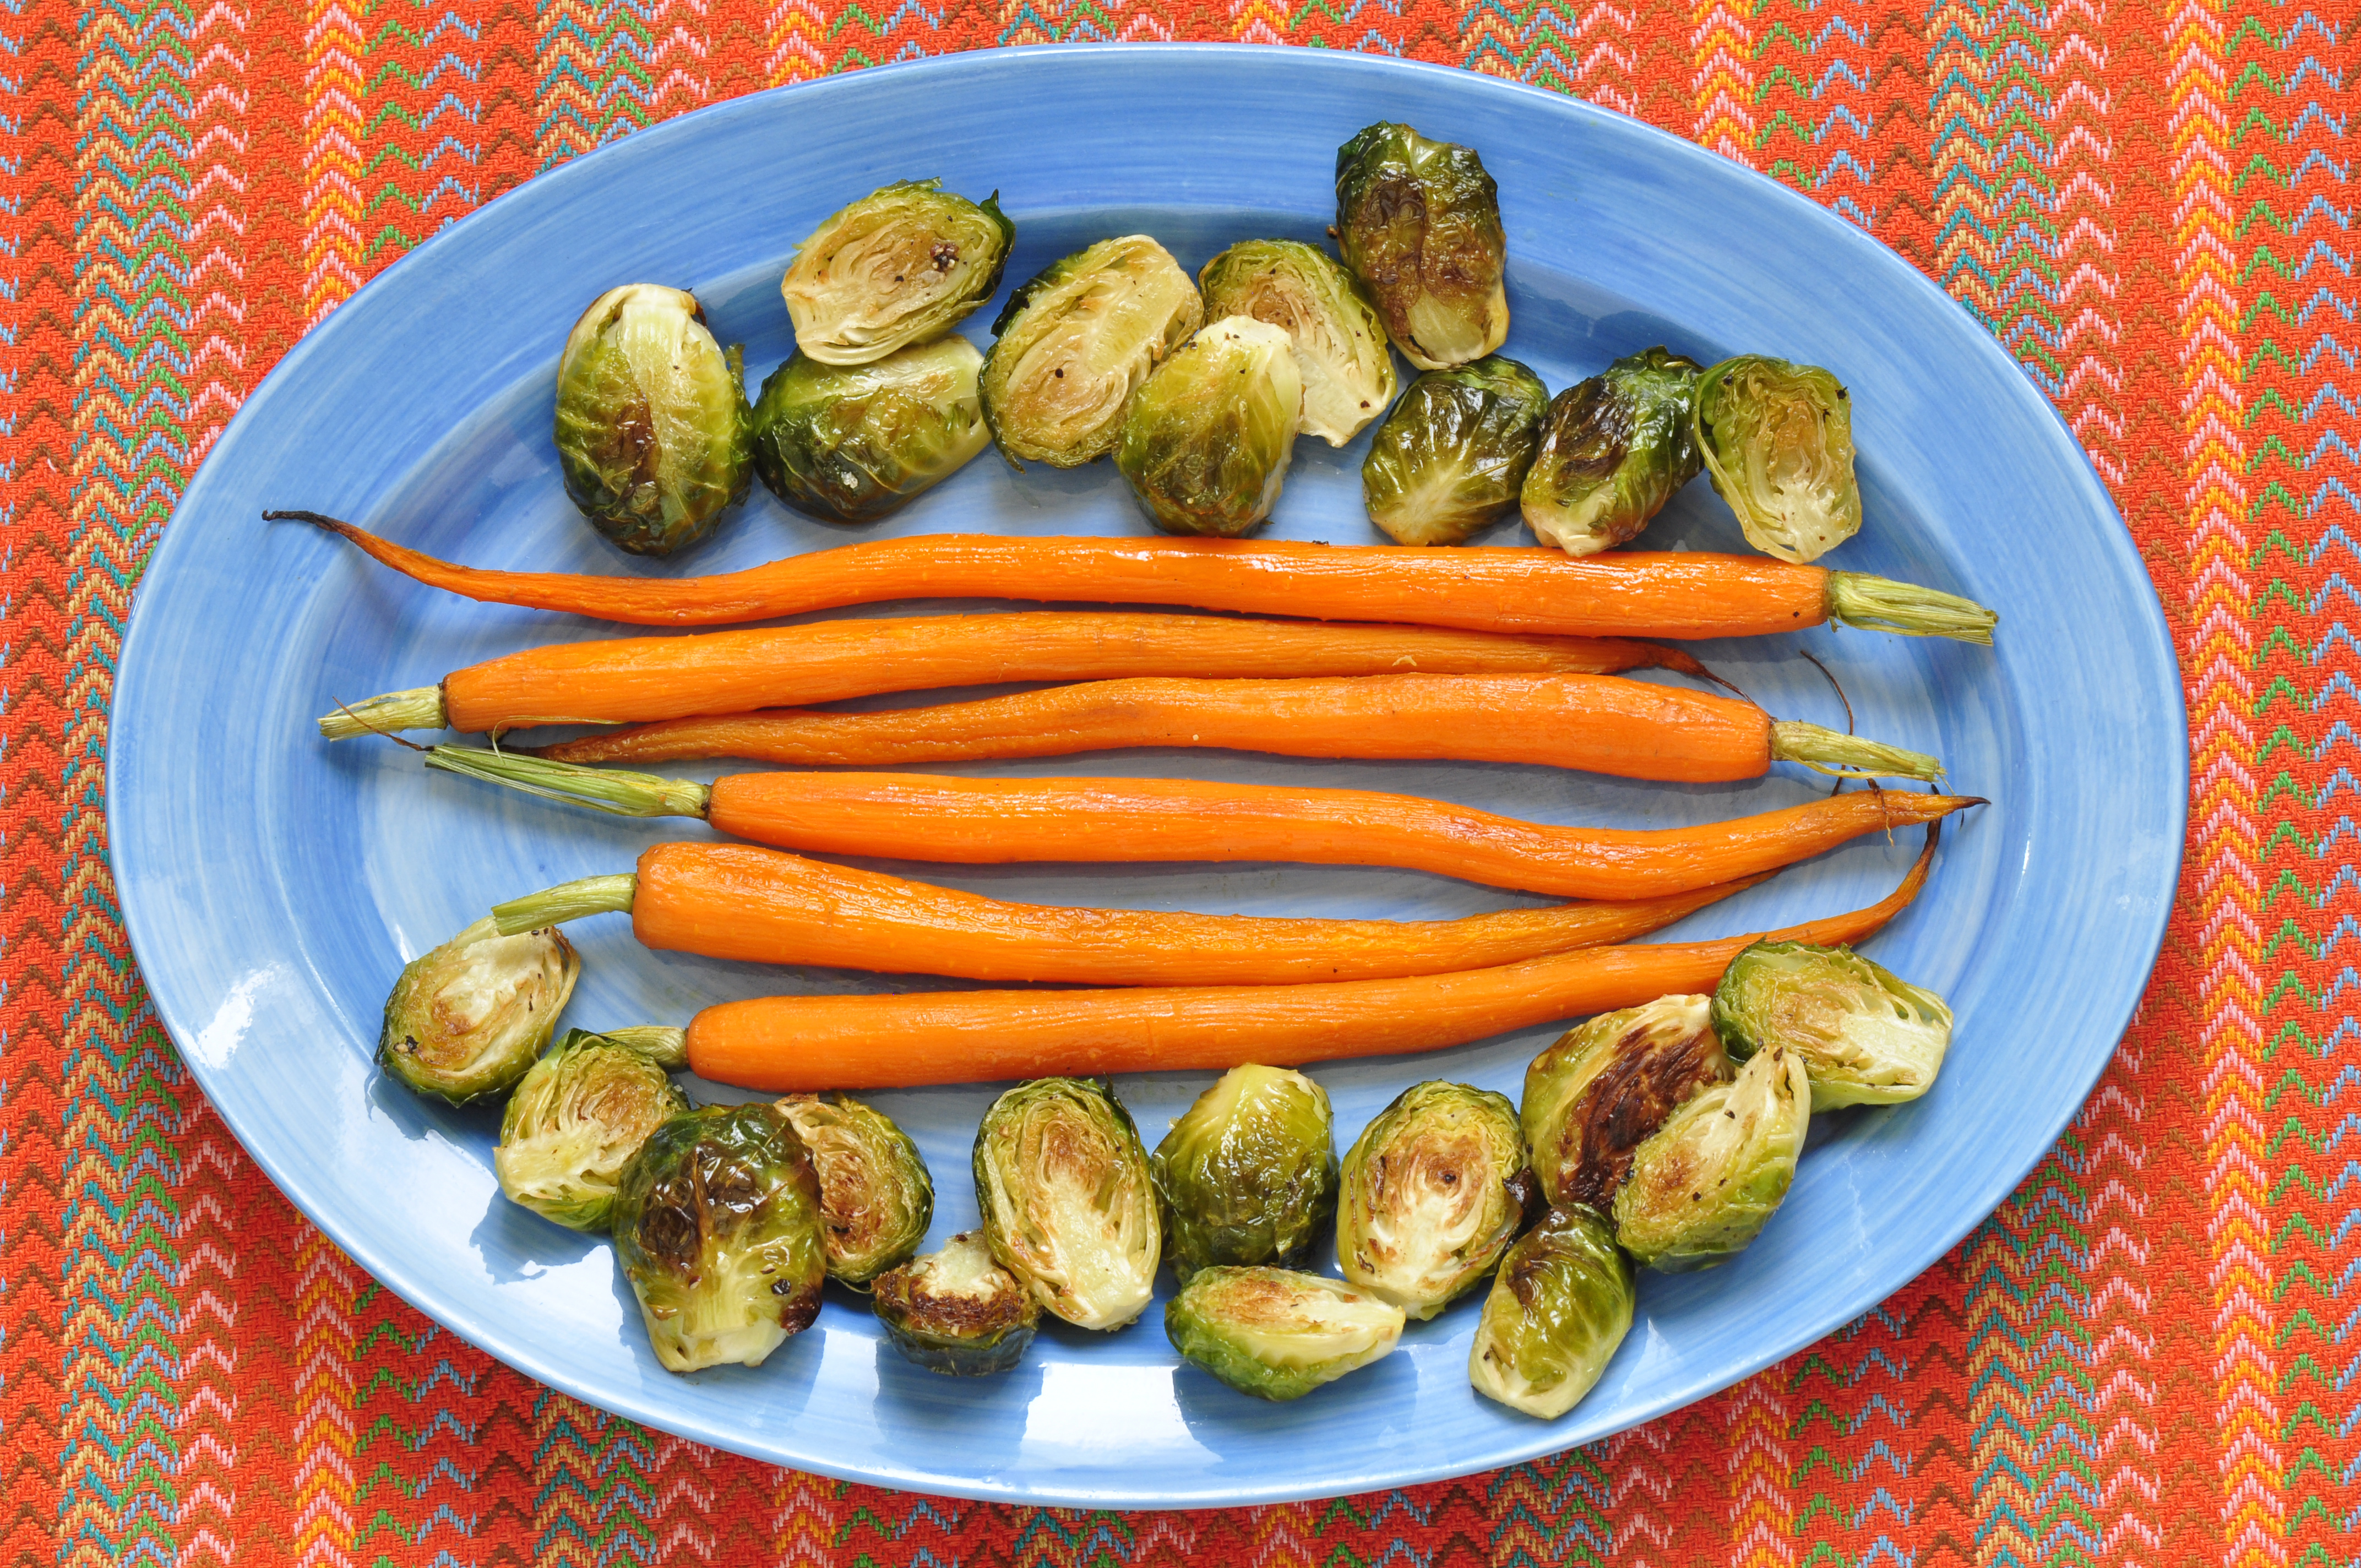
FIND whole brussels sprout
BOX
[871,1229,1040,1376]
[981,235,1203,466]
[1613,1044,1810,1272]
[1114,316,1303,537]
[1198,239,1398,445]
[1694,355,1862,563]
[553,284,752,557]
[1335,1080,1536,1319]
[1166,1266,1405,1402]
[1149,1064,1338,1281]
[1362,356,1548,546]
[1468,1206,1635,1420]
[1522,994,1732,1212]
[377,917,579,1106]
[775,1092,935,1286]
[748,338,990,525]
[779,179,1014,365]
[973,1077,1161,1330]
[1713,940,1953,1109]
[612,1103,827,1373]
[494,1028,690,1231]
[1334,122,1509,371]
[1522,347,1705,556]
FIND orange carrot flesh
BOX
[683,829,1937,1090]
[631,841,1769,986]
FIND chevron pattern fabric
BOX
[0,1,2345,1561]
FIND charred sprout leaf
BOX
[1694,355,1862,563]
[871,1230,1040,1376]
[1362,356,1548,546]
[1198,239,1398,445]
[612,1103,826,1373]
[775,1092,935,1286]
[1612,1044,1810,1272]
[1522,347,1705,556]
[553,284,752,558]
[1114,316,1303,537]
[981,236,1203,466]
[1150,1064,1339,1282]
[1713,940,1953,1109]
[1166,1266,1405,1402]
[1335,1080,1533,1319]
[780,179,1014,365]
[378,917,579,1106]
[749,337,989,526]
[496,1029,690,1232]
[1522,994,1732,1212]
[597,1025,689,1070]
[1468,1206,1635,1419]
[1334,122,1510,371]
[973,1077,1161,1330]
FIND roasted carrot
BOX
[278,512,1996,643]
[681,826,1940,1090]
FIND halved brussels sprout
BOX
[776,1092,935,1286]
[1335,1080,1535,1319]
[1694,355,1862,563]
[1150,1064,1338,1282]
[980,235,1202,466]
[1612,1044,1810,1272]
[748,338,989,525]
[973,1077,1161,1330]
[1166,1266,1405,1402]
[1362,356,1548,546]
[377,917,579,1106]
[1334,122,1509,371]
[1198,239,1397,445]
[553,284,752,558]
[780,179,1014,365]
[1713,940,1953,1109]
[1522,347,1705,556]
[1114,316,1302,537]
[871,1229,1040,1376]
[495,1028,690,1231]
[1468,1206,1635,1420]
[1522,994,1731,1212]
[612,1102,826,1373]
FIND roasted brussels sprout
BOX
[981,235,1202,466]
[494,1028,690,1231]
[871,1230,1040,1376]
[1335,1080,1535,1319]
[776,1092,935,1286]
[1166,1266,1405,1402]
[611,1103,826,1372]
[596,1025,688,1070]
[1334,122,1509,371]
[973,1077,1161,1330]
[1694,355,1862,563]
[1362,356,1548,546]
[377,917,579,1106]
[1114,316,1302,537]
[1150,1064,1338,1281]
[1522,347,1705,556]
[553,284,752,558]
[1522,994,1732,1212]
[1713,940,1954,1109]
[1198,239,1397,445]
[779,179,1014,366]
[1613,1044,1810,1271]
[1468,1206,1635,1419]
[749,337,989,526]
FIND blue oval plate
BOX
[111,45,2184,1507]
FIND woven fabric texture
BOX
[1,1,2344,1561]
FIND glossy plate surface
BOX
[111,46,2184,1507]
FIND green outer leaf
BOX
[1362,355,1548,546]
[1149,1064,1339,1282]
[1692,353,1862,564]
[1166,1266,1405,1401]
[1468,1206,1636,1419]
[781,178,1015,364]
[1521,346,1705,556]
[749,337,990,525]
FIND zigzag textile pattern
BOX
[0,0,2346,1562]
